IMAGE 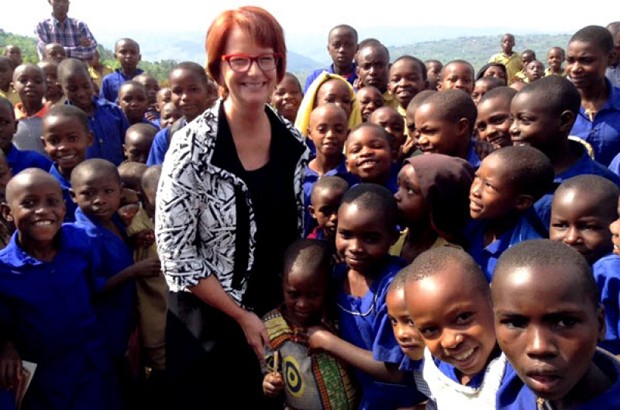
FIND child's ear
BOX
[0,202,13,223]
[308,204,316,220]
[457,118,470,136]
[558,109,576,133]
[86,131,94,147]
[69,188,77,203]
[596,304,607,342]
[514,194,534,211]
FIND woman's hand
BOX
[237,310,270,365]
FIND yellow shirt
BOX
[489,52,522,85]
[545,67,567,77]
[88,64,114,89]
[389,228,462,258]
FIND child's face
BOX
[438,63,474,94]
[60,71,94,112]
[492,264,605,402]
[0,103,17,152]
[44,44,66,64]
[72,171,122,222]
[139,76,160,107]
[283,265,329,327]
[309,186,346,239]
[549,188,613,264]
[471,80,491,106]
[510,92,560,151]
[40,64,63,101]
[525,61,545,82]
[368,107,405,160]
[12,65,46,106]
[118,85,149,124]
[115,41,141,71]
[547,49,565,71]
[327,28,357,70]
[316,79,352,119]
[501,35,515,54]
[406,265,496,381]
[388,59,427,109]
[386,286,425,361]
[425,62,442,88]
[5,46,22,66]
[566,40,611,90]
[345,127,392,184]
[270,75,302,123]
[42,115,92,176]
[159,102,180,128]
[521,52,535,67]
[475,97,513,150]
[470,154,521,220]
[356,46,390,92]
[0,60,13,90]
[415,103,469,157]
[357,86,384,122]
[483,66,507,82]
[124,131,152,164]
[609,196,620,256]
[169,68,211,122]
[308,106,348,159]
[156,87,172,111]
[336,202,396,274]
[394,163,428,227]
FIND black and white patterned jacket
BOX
[155,100,309,305]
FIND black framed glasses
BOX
[221,53,281,73]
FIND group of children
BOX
[0,19,620,410]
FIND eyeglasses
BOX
[221,53,281,73]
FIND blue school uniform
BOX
[534,140,620,229]
[466,139,482,169]
[0,224,112,410]
[334,256,422,409]
[146,117,187,166]
[73,208,135,360]
[5,144,52,175]
[303,63,357,93]
[99,68,145,104]
[593,254,620,354]
[570,80,620,167]
[49,164,77,223]
[466,209,546,281]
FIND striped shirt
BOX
[35,14,98,61]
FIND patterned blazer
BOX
[155,100,309,304]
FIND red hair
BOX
[206,6,287,94]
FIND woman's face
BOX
[220,26,278,108]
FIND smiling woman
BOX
[155,5,309,409]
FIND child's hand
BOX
[131,257,161,278]
[133,229,155,249]
[79,37,93,47]
[262,372,284,398]
[307,325,332,352]
[0,342,22,390]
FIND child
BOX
[545,46,566,77]
[307,175,349,243]
[476,62,508,85]
[0,150,13,247]
[58,58,129,165]
[0,168,115,409]
[87,49,114,92]
[146,62,216,166]
[567,25,620,167]
[261,238,359,409]
[488,33,521,85]
[437,59,475,95]
[42,42,67,64]
[387,55,428,117]
[513,49,536,83]
[11,63,49,156]
[124,123,158,164]
[414,89,480,168]
[355,40,391,100]
[471,76,504,105]
[509,75,620,228]
[368,106,407,163]
[475,86,517,150]
[524,60,545,83]
[38,60,65,107]
[403,89,436,157]
[467,146,554,280]
[42,104,93,222]
[155,87,172,111]
[491,239,620,409]
[403,246,512,408]
[356,85,384,122]
[304,24,358,93]
[270,72,303,123]
[424,59,443,91]
[141,164,162,218]
[307,183,423,409]
[134,73,160,122]
[392,153,474,263]
[0,97,52,176]
[100,38,143,104]
[345,123,396,192]
[159,102,180,129]
[3,45,22,67]
[117,80,152,126]
[303,104,354,235]
[0,57,17,105]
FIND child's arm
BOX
[102,256,161,292]
[0,341,22,390]
[307,325,404,383]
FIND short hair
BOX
[391,55,427,81]
[340,182,399,229]
[0,56,14,71]
[141,164,162,193]
[554,174,620,220]
[502,33,515,41]
[406,89,436,115]
[402,246,489,297]
[119,80,146,95]
[475,75,505,90]
[388,268,408,293]
[486,146,554,200]
[478,86,517,106]
[493,239,599,308]
[0,96,13,115]
[440,59,475,80]
[518,75,581,117]
[71,158,121,187]
[521,49,536,59]
[328,24,358,43]
[57,57,90,83]
[6,168,61,203]
[282,72,302,93]
[45,104,89,134]
[127,122,157,139]
[283,238,332,280]
[117,161,148,191]
[206,6,286,89]
[172,61,211,87]
[424,59,442,68]
[355,40,390,64]
[422,89,477,134]
[570,25,614,54]
[347,122,391,148]
[607,21,620,37]
[311,175,349,203]
[12,63,45,82]
[547,46,565,58]
[115,38,140,52]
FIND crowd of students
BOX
[0,5,619,409]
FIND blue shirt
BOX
[49,164,77,223]
[72,208,135,360]
[466,139,482,170]
[146,118,187,166]
[570,80,620,167]
[593,254,620,354]
[303,63,357,94]
[0,224,109,410]
[5,144,52,175]
[99,68,144,104]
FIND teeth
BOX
[452,348,475,361]
[33,220,53,226]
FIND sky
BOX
[2,0,615,61]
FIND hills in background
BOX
[0,29,571,85]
